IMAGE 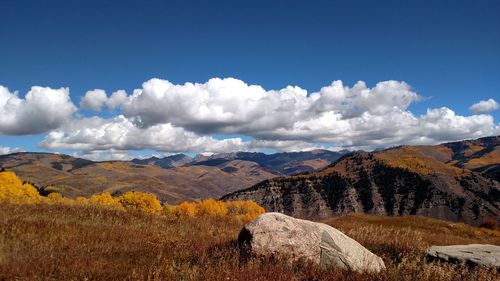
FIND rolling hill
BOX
[222,136,500,225]
[0,150,344,204]
[0,153,277,204]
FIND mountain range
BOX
[1,136,498,225]
[0,150,344,203]
[131,150,345,175]
[223,136,500,226]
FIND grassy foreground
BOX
[0,203,499,281]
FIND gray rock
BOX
[426,244,500,267]
[238,212,385,273]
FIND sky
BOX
[0,0,499,160]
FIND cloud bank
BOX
[1,78,499,158]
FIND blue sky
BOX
[0,0,499,159]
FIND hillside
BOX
[1,203,498,280]
[0,150,343,204]
[223,136,500,225]
[0,153,276,204]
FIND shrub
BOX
[88,192,124,210]
[0,171,42,204]
[172,201,197,218]
[74,196,90,205]
[225,200,265,222]
[195,199,228,217]
[117,191,162,214]
[169,200,264,221]
[46,192,75,205]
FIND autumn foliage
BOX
[88,192,125,210]
[0,171,42,204]
[170,199,265,221]
[46,192,74,205]
[118,191,163,214]
[0,170,264,221]
[227,200,265,219]
[171,201,197,217]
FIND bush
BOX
[75,196,90,205]
[195,199,228,217]
[88,192,124,210]
[46,192,74,205]
[169,200,264,222]
[172,201,197,218]
[0,171,42,204]
[117,191,163,214]
[226,200,265,222]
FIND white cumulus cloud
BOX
[80,89,108,111]
[469,98,499,113]
[119,78,311,134]
[106,90,128,110]
[3,78,500,159]
[0,85,77,135]
[115,78,424,140]
[39,115,249,154]
[40,78,500,154]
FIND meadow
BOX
[0,170,499,280]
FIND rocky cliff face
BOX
[223,137,500,226]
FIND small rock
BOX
[238,212,385,273]
[426,244,500,267]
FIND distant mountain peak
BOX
[131,153,192,168]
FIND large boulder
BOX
[426,244,500,267]
[238,212,385,273]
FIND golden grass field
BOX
[0,203,498,281]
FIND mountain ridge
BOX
[132,149,345,175]
[0,149,344,204]
[222,136,500,225]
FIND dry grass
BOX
[0,204,498,281]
